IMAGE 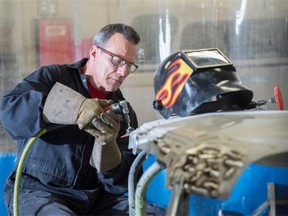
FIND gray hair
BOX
[93,23,140,47]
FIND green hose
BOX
[13,128,47,216]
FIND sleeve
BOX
[0,66,59,139]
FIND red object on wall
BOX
[38,18,73,66]
[74,38,92,61]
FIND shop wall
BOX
[0,0,287,152]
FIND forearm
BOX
[43,82,85,124]
[90,140,122,172]
[96,150,137,194]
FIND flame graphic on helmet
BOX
[156,57,193,108]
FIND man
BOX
[0,23,164,215]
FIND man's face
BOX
[86,33,137,92]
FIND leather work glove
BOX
[89,110,123,172]
[77,99,113,130]
[43,82,113,129]
[85,110,122,143]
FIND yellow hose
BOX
[13,128,47,216]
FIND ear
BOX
[89,45,98,59]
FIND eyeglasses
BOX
[96,46,138,73]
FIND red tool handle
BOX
[274,86,284,110]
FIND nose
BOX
[116,64,129,76]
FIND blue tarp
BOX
[0,153,16,216]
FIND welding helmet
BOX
[153,48,253,119]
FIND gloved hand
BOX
[89,110,123,172]
[43,82,113,129]
[84,110,122,143]
[77,99,113,130]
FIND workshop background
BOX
[0,0,287,153]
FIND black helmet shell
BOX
[153,48,253,119]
